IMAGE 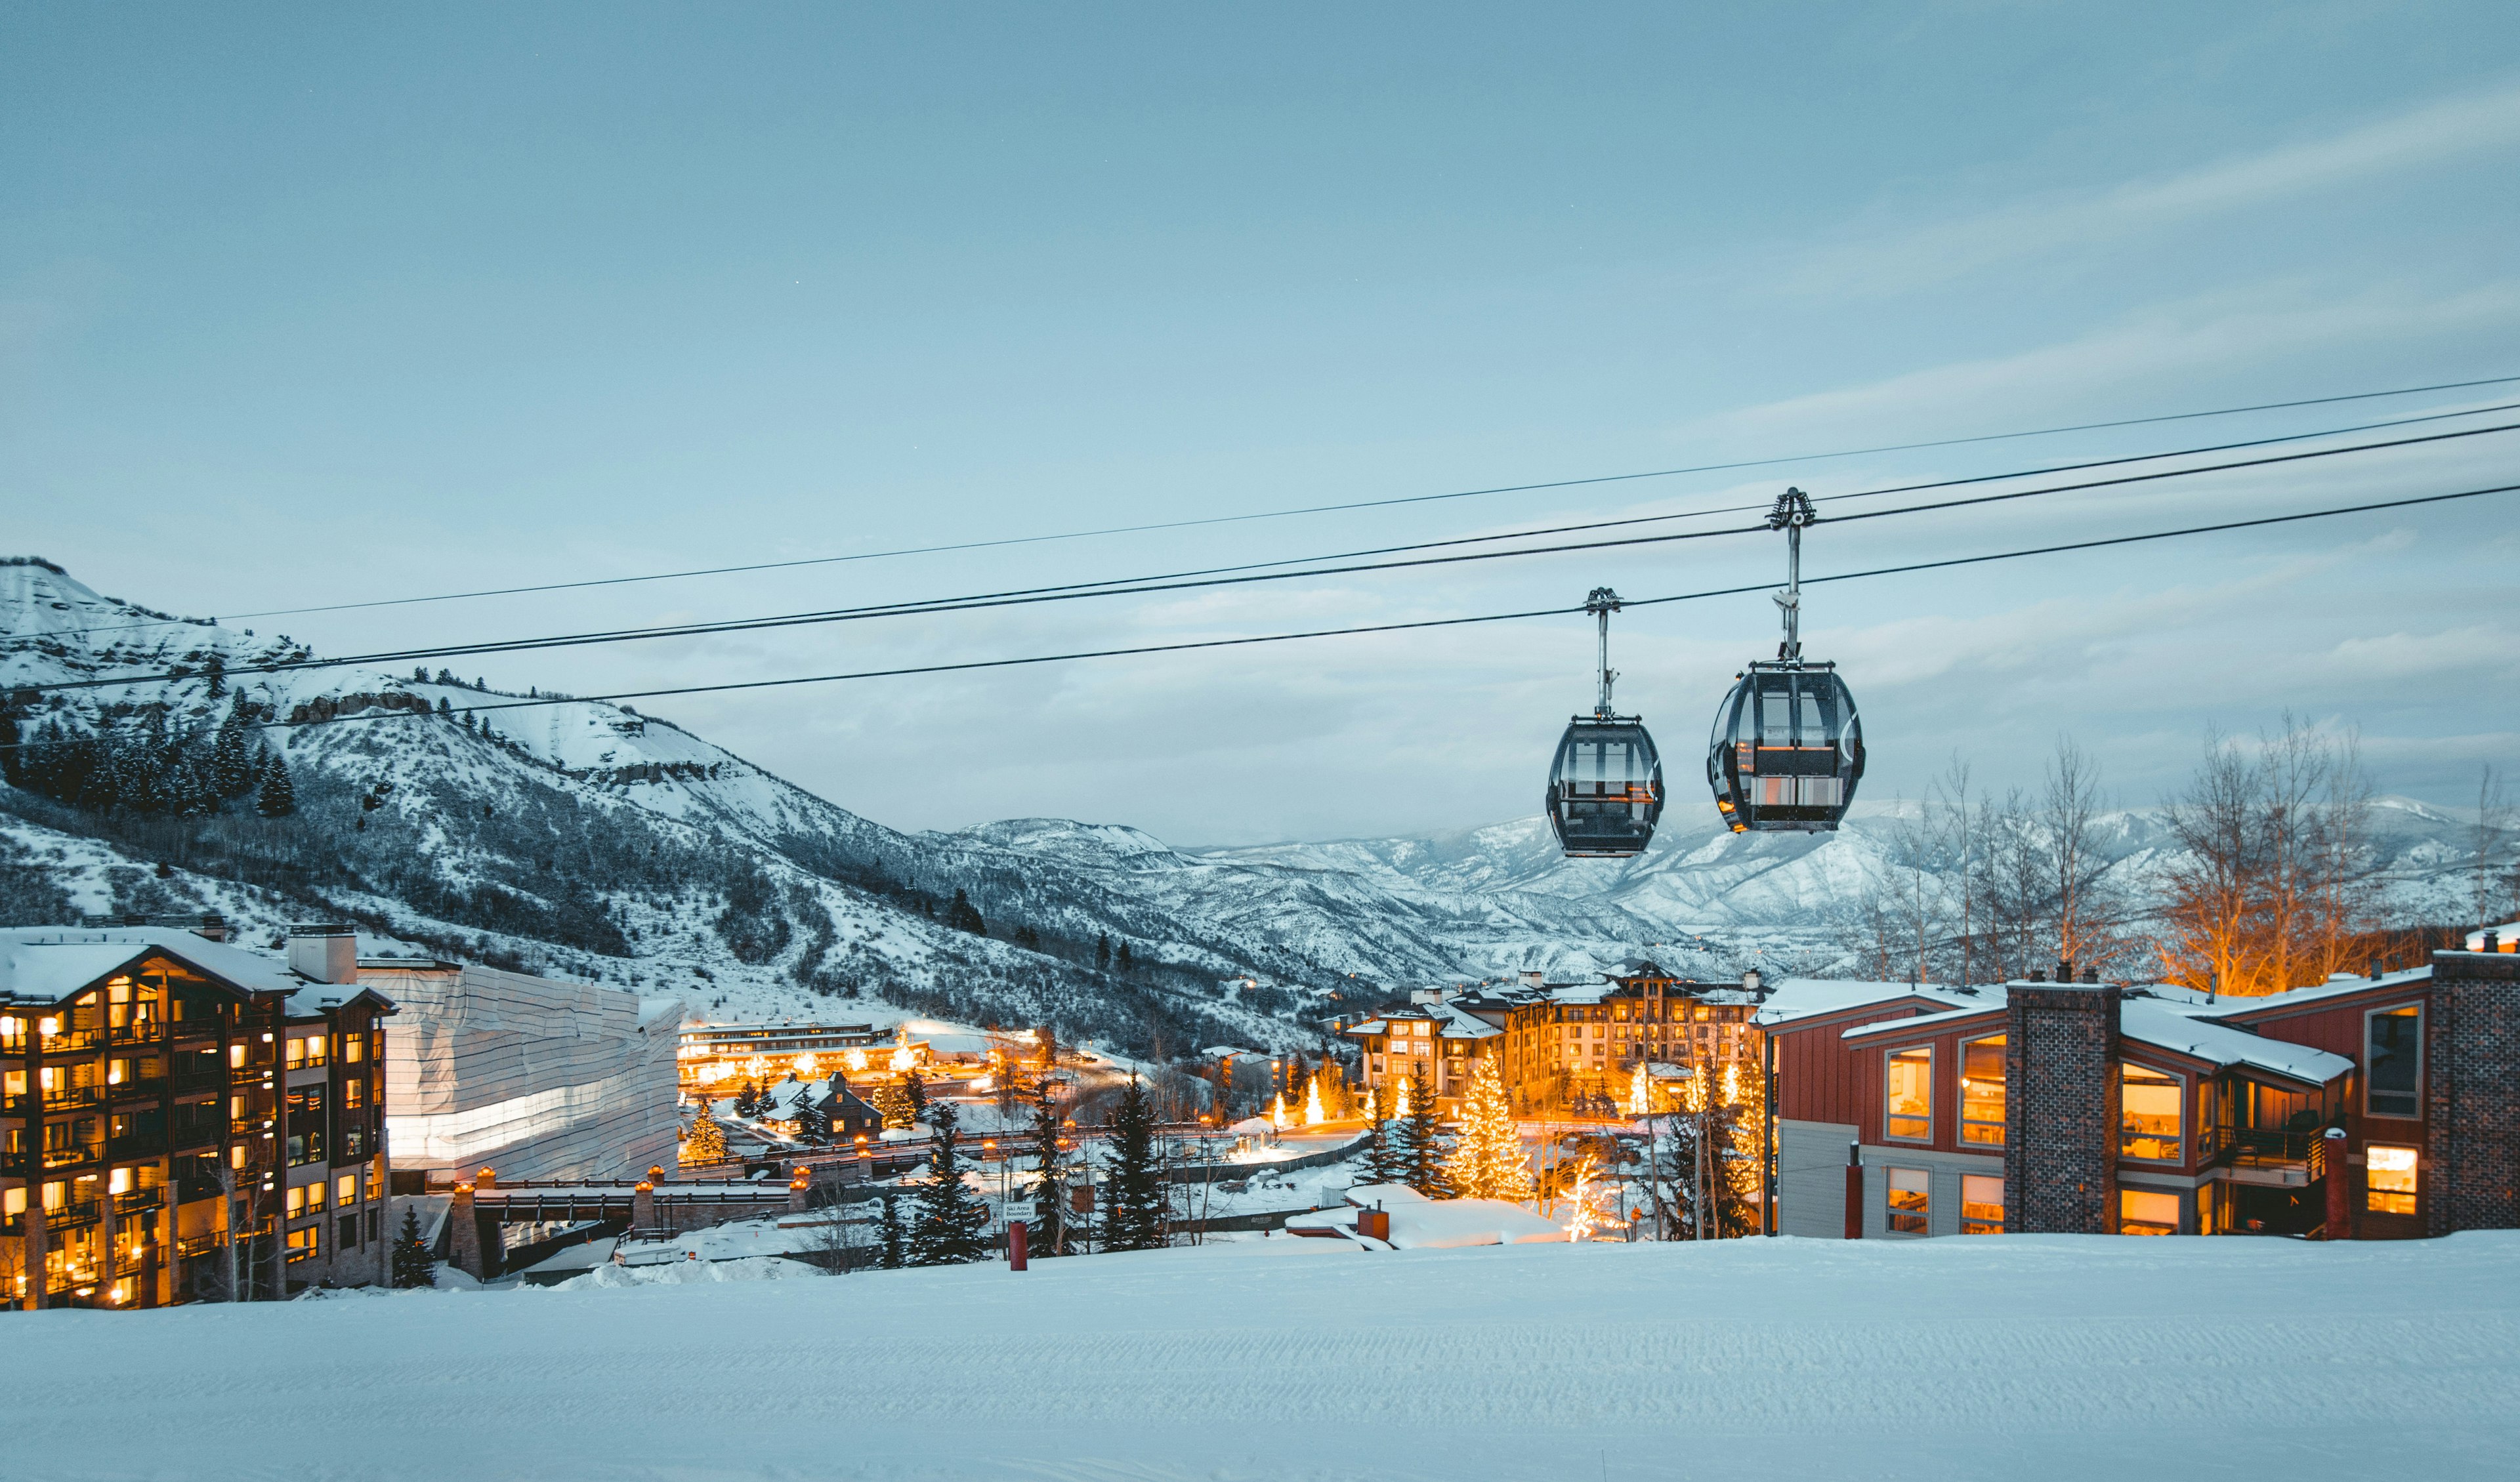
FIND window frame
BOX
[2364,1142,2419,1216]
[2118,1061,2185,1164]
[2362,1004,2424,1121]
[1959,1035,2006,1147]
[1883,1044,1933,1143]
[1884,1166,1929,1235]
[1960,1174,2003,1235]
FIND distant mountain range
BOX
[0,557,2490,1054]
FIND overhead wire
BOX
[22,412,2520,697]
[157,478,2520,738]
[26,369,2520,638]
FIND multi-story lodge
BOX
[1,924,394,1309]
[1763,941,2520,1241]
[676,1021,924,1094]
[1346,961,1924,1117]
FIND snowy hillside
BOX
[1,556,2492,1050]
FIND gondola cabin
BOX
[1707,663,1862,833]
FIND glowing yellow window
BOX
[2120,1188,2181,1235]
[1960,1035,2005,1145]
[2366,1145,2418,1216]
[1885,1046,1932,1142]
[1960,1174,2003,1235]
[2120,1063,2183,1162]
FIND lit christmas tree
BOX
[1444,1059,1532,1201]
[682,1094,727,1164]
[872,1077,917,1130]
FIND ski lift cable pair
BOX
[22,415,2520,699]
[164,478,2520,739]
[24,371,2520,644]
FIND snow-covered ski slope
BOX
[4,1232,2513,1480]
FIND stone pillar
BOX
[1843,1142,1862,1240]
[787,1171,811,1214]
[448,1183,483,1278]
[2004,981,2121,1234]
[24,1189,49,1311]
[631,1180,656,1235]
[2426,950,2520,1237]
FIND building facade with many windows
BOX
[1,924,393,1308]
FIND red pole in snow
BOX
[1008,1220,1029,1271]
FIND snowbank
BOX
[3,1233,2514,1479]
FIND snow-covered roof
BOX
[1841,995,2010,1042]
[2464,922,2519,951]
[0,925,392,1016]
[2118,1000,2353,1086]
[1752,979,1983,1029]
[2181,969,2431,1021]
[1435,1002,1500,1040]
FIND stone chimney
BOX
[286,924,358,985]
[2004,979,2122,1234]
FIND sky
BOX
[7,3,2519,845]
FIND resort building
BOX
[1,924,394,1308]
[366,945,682,1184]
[1763,945,2520,1241]
[677,1021,925,1094]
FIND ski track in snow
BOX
[2,1233,2513,1481]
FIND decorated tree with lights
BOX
[682,1094,727,1165]
[1398,1073,1452,1199]
[1444,1059,1532,1201]
[1101,1077,1167,1251]
[872,1077,917,1130]
[908,1101,991,1266]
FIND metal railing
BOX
[2206,1126,2317,1165]
[114,1188,165,1216]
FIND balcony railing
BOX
[108,1075,167,1100]
[44,1197,103,1227]
[40,1029,106,1054]
[114,1188,165,1216]
[41,1143,102,1170]
[175,1233,223,1261]
[173,1069,227,1093]
[2206,1125,2317,1166]
[41,1085,107,1111]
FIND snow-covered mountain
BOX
[1,557,2492,1051]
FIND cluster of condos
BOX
[1,920,681,1309]
[1351,939,2520,1241]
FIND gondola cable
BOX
[88,476,2514,743]
[26,372,2520,642]
[22,415,2520,698]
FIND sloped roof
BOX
[2120,1000,2352,1086]
[1753,979,1984,1029]
[0,925,394,1016]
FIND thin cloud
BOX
[1782,81,2520,297]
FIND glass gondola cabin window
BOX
[2120,1064,2183,1162]
[2364,1005,2422,1119]
[1885,1046,1931,1142]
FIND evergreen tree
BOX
[682,1095,728,1164]
[1026,1075,1068,1256]
[203,652,226,699]
[255,752,295,817]
[1444,1059,1532,1201]
[211,703,257,799]
[903,1075,928,1119]
[877,1192,906,1269]
[1101,1077,1167,1251]
[734,1078,761,1117]
[1363,1109,1408,1187]
[872,1078,916,1130]
[1114,940,1135,974]
[1400,1074,1452,1198]
[946,888,988,936]
[1095,934,1111,970]
[906,1101,991,1266]
[391,1206,436,1288]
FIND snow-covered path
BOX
[6,1233,2516,1481]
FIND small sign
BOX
[1002,1201,1036,1224]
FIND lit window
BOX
[2120,1063,2183,1162]
[2365,1006,2422,1119]
[1885,1046,1931,1142]
[1885,1167,1929,1234]
[2366,1144,2418,1216]
[343,1032,366,1065]
[1960,1036,2005,1145]
[335,1173,358,1206]
[1960,1174,2003,1235]
[2120,1189,2180,1235]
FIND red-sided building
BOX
[1764,947,2519,1241]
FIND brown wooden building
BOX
[1,925,393,1307]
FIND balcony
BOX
[2206,1126,2317,1187]
[41,1085,107,1112]
[44,1197,103,1228]
[41,1143,102,1170]
[175,1233,223,1261]
[172,1068,227,1094]
[115,1188,165,1217]
[108,1076,167,1101]
[40,1029,105,1054]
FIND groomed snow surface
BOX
[6,1233,2517,1481]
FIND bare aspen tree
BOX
[2475,764,2514,929]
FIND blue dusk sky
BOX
[6,4,2519,842]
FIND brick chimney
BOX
[286,924,358,985]
[2004,979,2122,1234]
